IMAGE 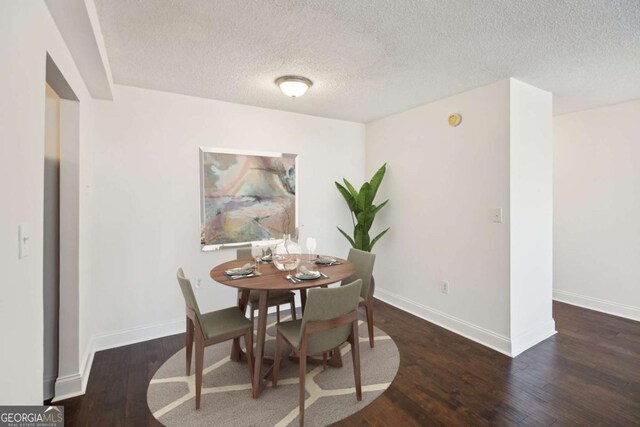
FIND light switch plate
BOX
[19,224,30,258]
[441,281,450,295]
[492,208,503,223]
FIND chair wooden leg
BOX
[298,344,307,427]
[277,305,281,323]
[328,345,343,367]
[195,333,204,409]
[365,300,374,348]
[290,300,297,320]
[272,332,282,388]
[185,316,194,376]
[244,331,254,384]
[300,289,307,314]
[250,307,255,324]
[351,322,362,401]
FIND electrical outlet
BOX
[195,277,202,288]
[492,208,503,223]
[441,281,450,295]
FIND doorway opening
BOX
[44,53,80,403]
[43,83,61,401]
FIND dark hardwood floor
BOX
[60,301,640,426]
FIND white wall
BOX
[509,80,555,355]
[0,0,92,404]
[366,80,513,352]
[366,79,555,356]
[85,85,365,352]
[1,1,363,400]
[554,99,640,320]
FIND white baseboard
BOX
[376,288,514,356]
[554,289,640,322]
[80,345,94,396]
[90,317,184,353]
[53,373,83,402]
[53,317,184,402]
[510,320,557,357]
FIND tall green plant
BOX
[335,163,390,252]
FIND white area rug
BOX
[147,312,399,426]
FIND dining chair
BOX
[176,268,254,409]
[342,248,376,347]
[272,279,363,427]
[236,248,297,322]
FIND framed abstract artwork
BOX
[199,147,298,251]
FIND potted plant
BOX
[335,163,389,252]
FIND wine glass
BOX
[267,240,277,260]
[251,245,263,273]
[306,237,317,261]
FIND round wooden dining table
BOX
[210,255,355,398]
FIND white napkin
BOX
[298,265,319,277]
[227,263,253,275]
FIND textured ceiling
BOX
[94,0,640,123]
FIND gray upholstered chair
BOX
[177,268,254,409]
[272,279,363,427]
[342,248,376,347]
[236,248,297,322]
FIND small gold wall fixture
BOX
[448,113,462,127]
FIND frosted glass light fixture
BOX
[275,76,312,98]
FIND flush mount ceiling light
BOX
[275,76,313,98]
